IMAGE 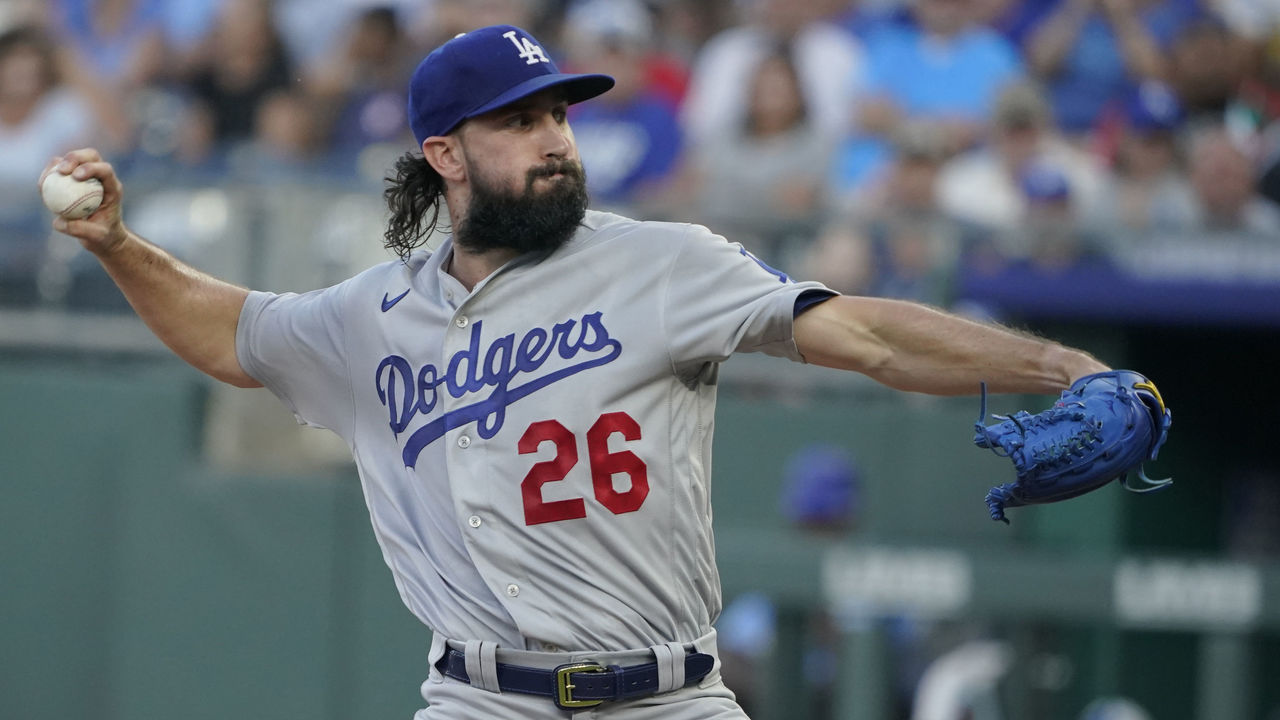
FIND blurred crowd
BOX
[2,0,1280,311]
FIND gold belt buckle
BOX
[554,662,608,709]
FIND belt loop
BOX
[648,641,687,694]
[464,640,501,693]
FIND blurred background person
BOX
[996,160,1113,270]
[0,23,97,305]
[43,0,152,151]
[1166,16,1254,124]
[45,0,166,95]
[841,121,957,221]
[418,0,546,51]
[717,444,863,720]
[182,0,293,156]
[805,122,975,306]
[0,24,94,197]
[306,5,417,165]
[936,81,1107,234]
[560,0,684,215]
[1009,0,1202,139]
[681,0,865,149]
[683,44,835,265]
[645,0,739,72]
[270,0,426,76]
[1183,123,1280,235]
[1094,81,1196,234]
[830,0,1025,199]
[155,0,224,75]
[228,89,326,177]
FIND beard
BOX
[453,158,589,255]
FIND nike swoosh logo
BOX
[381,289,411,312]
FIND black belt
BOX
[435,647,715,710]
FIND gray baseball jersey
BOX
[236,209,831,654]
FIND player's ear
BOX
[422,136,465,183]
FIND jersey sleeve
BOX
[236,285,355,439]
[662,224,834,372]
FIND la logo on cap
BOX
[503,30,549,65]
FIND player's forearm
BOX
[93,228,260,388]
[794,296,1108,395]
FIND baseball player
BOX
[41,25,1109,719]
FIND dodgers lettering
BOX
[375,311,623,468]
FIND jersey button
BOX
[467,515,482,528]
[505,583,520,598]
[455,316,469,328]
[457,435,471,448]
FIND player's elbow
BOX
[794,296,894,375]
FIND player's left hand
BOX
[973,369,1172,523]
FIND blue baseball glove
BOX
[973,370,1172,524]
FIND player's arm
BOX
[792,295,1108,395]
[39,150,261,388]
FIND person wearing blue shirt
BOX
[831,0,1023,198]
[1013,0,1203,135]
[563,0,683,211]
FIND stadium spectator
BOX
[936,81,1107,234]
[1205,0,1280,46]
[1012,0,1202,137]
[680,0,865,148]
[155,0,224,72]
[0,24,98,304]
[840,121,955,219]
[717,445,863,719]
[996,161,1112,269]
[830,0,1024,196]
[0,1,47,31]
[46,0,166,92]
[805,123,974,306]
[1094,81,1197,233]
[1184,124,1280,234]
[227,90,325,177]
[1167,17,1253,123]
[419,0,546,51]
[645,0,739,69]
[560,0,684,213]
[1240,28,1280,207]
[306,5,416,157]
[270,0,426,76]
[182,0,293,148]
[0,25,95,194]
[685,45,835,264]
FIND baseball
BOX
[41,171,104,220]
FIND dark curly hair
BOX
[383,152,448,260]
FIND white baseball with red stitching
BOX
[41,172,103,220]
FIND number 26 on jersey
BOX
[519,411,649,526]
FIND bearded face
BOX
[453,155,589,256]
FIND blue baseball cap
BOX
[1019,161,1071,203]
[781,445,862,526]
[1126,81,1183,133]
[408,25,615,146]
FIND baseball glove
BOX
[973,370,1172,524]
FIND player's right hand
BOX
[38,148,128,255]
